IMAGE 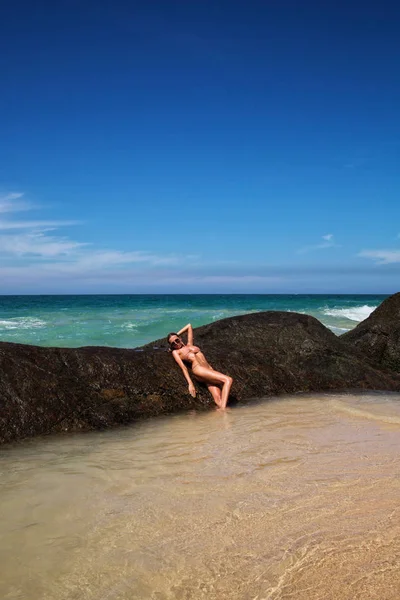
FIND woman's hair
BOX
[167,332,178,348]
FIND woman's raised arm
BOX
[172,350,196,397]
[177,323,193,345]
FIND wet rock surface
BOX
[1,306,400,444]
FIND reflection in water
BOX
[1,393,400,599]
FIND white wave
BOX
[0,317,47,330]
[327,326,351,334]
[322,305,377,322]
[121,322,138,330]
[212,312,226,320]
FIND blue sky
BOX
[1,0,399,293]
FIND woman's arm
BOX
[177,323,193,345]
[172,350,196,397]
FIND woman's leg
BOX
[192,366,233,409]
[219,376,232,409]
[207,384,223,408]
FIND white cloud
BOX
[358,249,400,264]
[0,192,31,214]
[50,250,182,272]
[0,219,80,230]
[0,194,85,258]
[297,234,337,254]
[0,192,191,278]
[0,193,282,291]
[0,231,88,257]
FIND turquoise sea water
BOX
[0,294,386,348]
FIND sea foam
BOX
[322,305,377,322]
[0,317,47,330]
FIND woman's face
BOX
[169,335,183,349]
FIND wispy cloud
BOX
[297,234,338,254]
[0,194,85,258]
[0,192,32,214]
[0,231,88,257]
[0,220,80,230]
[0,193,289,291]
[0,193,80,232]
[0,193,192,277]
[358,249,400,264]
[52,250,183,271]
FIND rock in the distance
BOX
[341,292,400,373]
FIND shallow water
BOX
[1,393,400,599]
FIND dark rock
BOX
[341,292,400,372]
[1,309,400,445]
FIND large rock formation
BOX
[1,309,400,445]
[341,292,400,372]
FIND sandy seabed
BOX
[1,392,400,599]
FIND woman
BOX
[167,324,233,409]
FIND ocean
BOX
[0,294,386,348]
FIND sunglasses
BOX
[171,338,181,345]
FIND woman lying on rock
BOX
[168,324,233,409]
